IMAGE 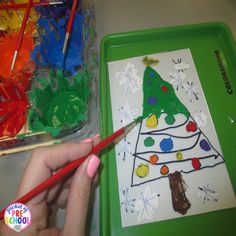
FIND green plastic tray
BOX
[99,22,236,236]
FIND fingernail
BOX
[81,138,93,143]
[91,133,100,140]
[87,155,100,178]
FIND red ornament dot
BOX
[192,158,201,170]
[186,121,197,132]
[161,86,168,92]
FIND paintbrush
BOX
[0,1,63,10]
[0,117,142,220]
[62,0,78,54]
[10,0,33,72]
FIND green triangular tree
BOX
[142,65,189,125]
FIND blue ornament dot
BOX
[147,96,157,105]
[200,139,211,151]
[160,138,173,152]
[149,71,155,78]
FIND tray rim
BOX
[99,22,236,236]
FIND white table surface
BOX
[0,0,236,235]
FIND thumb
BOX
[61,154,100,236]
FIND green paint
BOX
[135,116,143,124]
[142,66,189,124]
[16,133,26,141]
[165,114,176,125]
[28,65,92,137]
[46,91,84,128]
[144,136,155,147]
[53,140,62,145]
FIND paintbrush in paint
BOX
[0,1,63,10]
[62,0,78,54]
[0,117,142,220]
[10,0,33,72]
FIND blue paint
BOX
[160,138,173,152]
[200,139,211,151]
[31,7,84,75]
[149,71,155,78]
[34,1,73,18]
[147,96,157,105]
[147,79,153,86]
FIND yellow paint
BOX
[135,164,149,178]
[0,10,23,31]
[142,56,159,66]
[0,0,39,32]
[176,151,183,160]
[146,114,158,128]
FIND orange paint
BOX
[149,154,159,165]
[11,60,36,91]
[0,31,34,79]
[160,164,169,175]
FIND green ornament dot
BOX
[144,136,155,147]
[165,115,175,125]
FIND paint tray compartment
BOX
[100,22,236,236]
[0,0,98,155]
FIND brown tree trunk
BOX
[169,171,191,215]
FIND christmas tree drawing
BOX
[132,58,225,215]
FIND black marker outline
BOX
[131,115,225,187]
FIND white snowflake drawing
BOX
[172,58,190,72]
[183,81,199,102]
[116,62,142,93]
[118,101,138,125]
[134,187,160,223]
[120,188,136,214]
[169,71,186,90]
[117,138,132,161]
[193,111,207,127]
[198,182,218,204]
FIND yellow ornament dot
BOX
[176,151,183,160]
[146,114,158,128]
[135,164,149,178]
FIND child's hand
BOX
[0,134,101,236]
